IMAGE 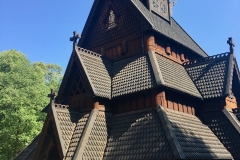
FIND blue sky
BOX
[0,0,239,72]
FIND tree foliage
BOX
[0,50,62,160]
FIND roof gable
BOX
[79,0,208,58]
[34,110,63,159]
[157,106,233,159]
[79,0,142,49]
[184,52,235,99]
[148,51,202,98]
[200,109,240,159]
[57,48,99,101]
[76,47,112,99]
[124,0,208,57]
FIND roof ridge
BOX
[54,103,80,112]
[76,46,112,62]
[183,52,230,67]
[171,18,208,56]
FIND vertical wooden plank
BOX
[101,48,105,56]
[178,103,183,112]
[171,50,177,58]
[145,93,152,108]
[80,100,84,109]
[120,100,125,114]
[121,40,127,55]
[166,43,171,55]
[138,93,145,110]
[114,101,120,114]
[124,97,131,112]
[187,106,192,115]
[173,102,177,111]
[167,100,173,110]
[154,90,167,109]
[117,45,122,56]
[192,107,195,115]
[131,95,138,111]
[183,105,188,113]
[180,53,185,62]
[176,53,180,60]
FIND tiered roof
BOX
[200,109,240,159]
[32,105,238,159]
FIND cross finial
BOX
[48,89,57,101]
[227,37,235,53]
[70,31,81,45]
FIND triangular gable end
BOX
[230,55,240,106]
[75,46,112,99]
[57,49,94,103]
[184,52,233,99]
[79,0,142,50]
[34,109,63,160]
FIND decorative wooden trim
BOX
[225,96,237,111]
[154,90,167,110]
[166,43,171,55]
[148,50,165,85]
[73,108,99,160]
[156,105,185,159]
[222,109,240,133]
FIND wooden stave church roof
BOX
[59,46,240,100]
[58,46,203,100]
[32,103,237,159]
[15,0,240,158]
[79,0,208,58]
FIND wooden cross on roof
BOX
[227,37,235,53]
[70,31,81,45]
[48,89,57,101]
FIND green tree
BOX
[0,50,62,160]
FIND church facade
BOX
[15,0,240,159]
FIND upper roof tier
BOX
[79,0,208,58]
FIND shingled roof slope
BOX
[69,47,204,99]
[14,135,39,160]
[65,113,90,160]
[52,104,80,156]
[112,54,156,97]
[51,103,92,159]
[200,110,240,159]
[149,52,202,98]
[81,111,112,159]
[164,108,232,159]
[103,108,174,159]
[76,47,112,99]
[127,0,208,58]
[184,52,233,99]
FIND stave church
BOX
[15,0,240,159]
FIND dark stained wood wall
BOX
[164,90,198,115]
[82,0,142,60]
[112,88,199,115]
[145,33,202,65]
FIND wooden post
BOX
[154,90,167,110]
[180,53,185,62]
[121,40,127,55]
[166,43,171,55]
[145,34,155,52]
